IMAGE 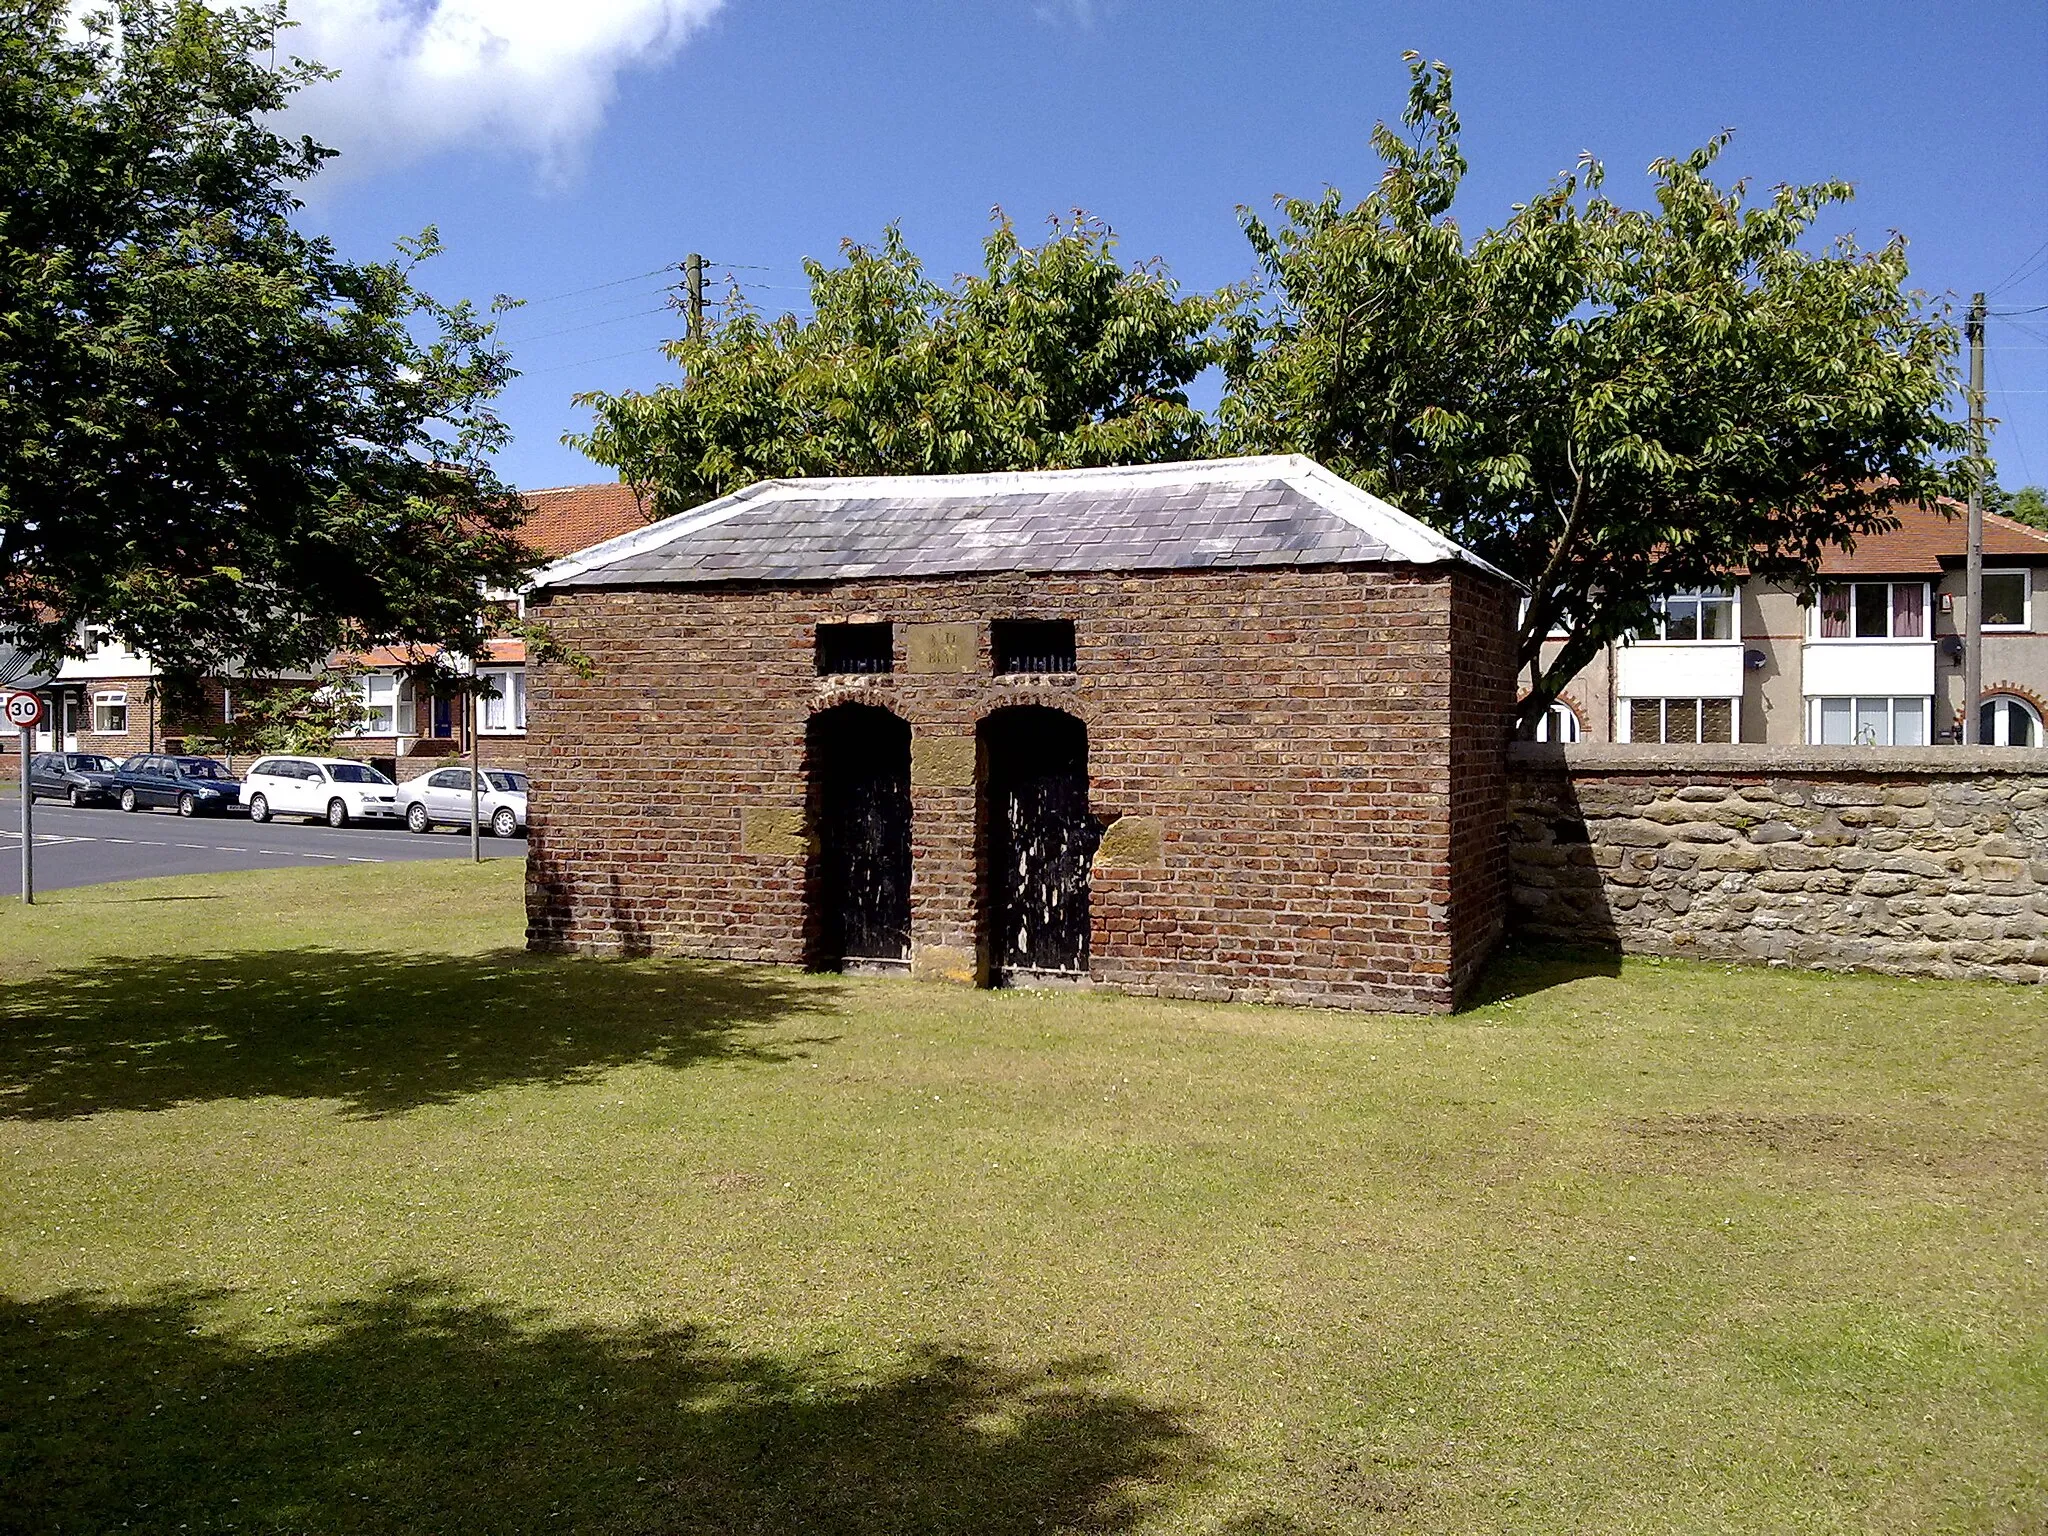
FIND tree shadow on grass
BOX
[1,1277,1205,1535]
[0,950,841,1122]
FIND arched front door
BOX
[808,704,912,968]
[980,707,1098,981]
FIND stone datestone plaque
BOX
[741,806,809,857]
[1093,815,1165,869]
[903,622,978,674]
[910,734,976,788]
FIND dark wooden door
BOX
[986,709,1097,976]
[811,706,912,965]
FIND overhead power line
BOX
[517,263,679,308]
[1989,236,2048,298]
[504,304,674,347]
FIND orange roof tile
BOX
[1819,499,2048,576]
[515,482,650,560]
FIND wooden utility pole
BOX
[1963,292,1986,744]
[685,253,706,343]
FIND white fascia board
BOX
[1271,455,1519,585]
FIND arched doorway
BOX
[979,707,1099,982]
[807,704,912,969]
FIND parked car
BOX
[396,766,529,838]
[28,752,124,807]
[242,756,401,827]
[112,754,243,816]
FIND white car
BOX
[242,756,401,827]
[396,766,529,838]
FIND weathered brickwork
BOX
[1510,743,2048,982]
[525,564,1517,1011]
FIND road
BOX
[0,795,525,893]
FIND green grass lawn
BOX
[0,864,2042,1535]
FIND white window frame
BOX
[90,690,128,735]
[1980,569,2032,632]
[1806,695,1933,747]
[1809,581,1930,642]
[1978,694,2043,748]
[1643,588,1740,644]
[337,674,398,737]
[477,667,526,735]
[1619,696,1741,744]
[1534,702,1581,742]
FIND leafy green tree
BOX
[186,678,371,759]
[1987,484,2048,532]
[0,0,530,685]
[573,216,1226,519]
[1218,55,1965,733]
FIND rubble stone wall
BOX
[1508,744,2048,983]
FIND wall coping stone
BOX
[1510,742,2048,776]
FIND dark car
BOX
[111,754,244,817]
[27,752,123,808]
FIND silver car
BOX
[396,766,529,838]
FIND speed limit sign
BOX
[4,691,44,730]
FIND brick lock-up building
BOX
[523,456,1521,1012]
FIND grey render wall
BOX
[1509,743,2048,982]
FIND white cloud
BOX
[272,0,726,179]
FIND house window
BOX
[1982,571,2031,630]
[1533,702,1581,742]
[1814,582,1926,639]
[1648,590,1737,642]
[1979,695,2042,748]
[1809,696,1930,747]
[992,619,1076,675]
[91,691,128,734]
[478,668,527,734]
[1626,697,1735,744]
[816,623,893,676]
[339,675,398,736]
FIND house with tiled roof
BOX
[17,482,651,768]
[1536,499,2048,748]
[332,482,651,771]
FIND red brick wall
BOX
[1445,570,1519,997]
[524,565,1514,1011]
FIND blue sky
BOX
[294,0,2048,495]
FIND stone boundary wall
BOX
[1508,743,2048,983]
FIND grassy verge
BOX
[1,863,2043,1533]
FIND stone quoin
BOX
[521,456,1520,1012]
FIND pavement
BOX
[0,794,525,894]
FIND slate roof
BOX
[531,456,1513,591]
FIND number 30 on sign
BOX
[4,692,45,730]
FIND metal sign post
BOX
[4,692,45,905]
[469,691,482,864]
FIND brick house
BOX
[328,482,650,774]
[522,456,1520,1011]
[1534,500,2048,749]
[11,482,651,771]
[13,633,304,763]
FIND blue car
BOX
[112,754,244,817]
